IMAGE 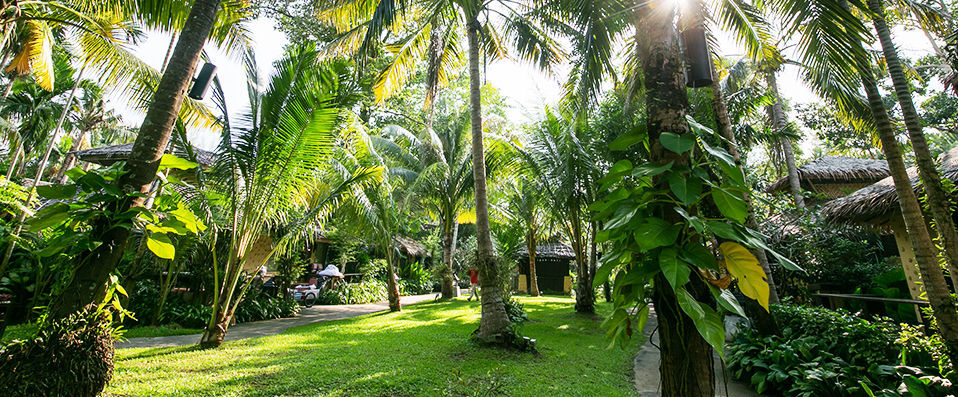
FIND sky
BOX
[117,15,939,152]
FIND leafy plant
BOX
[316,279,389,305]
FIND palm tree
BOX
[54,83,126,183]
[375,110,475,299]
[198,49,380,347]
[863,0,958,359]
[316,0,564,340]
[521,109,600,313]
[47,0,223,320]
[497,179,545,296]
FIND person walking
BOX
[467,268,480,301]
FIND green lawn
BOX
[107,296,641,396]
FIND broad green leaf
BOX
[64,167,86,181]
[718,162,746,187]
[604,206,637,230]
[632,161,673,179]
[901,375,930,397]
[700,139,737,168]
[594,249,627,288]
[711,187,748,223]
[668,173,702,205]
[660,132,695,154]
[706,221,740,241]
[26,202,70,231]
[169,204,206,233]
[36,184,77,200]
[659,247,689,290]
[147,232,175,260]
[681,241,717,270]
[714,287,746,317]
[739,228,802,271]
[609,125,646,151]
[633,218,681,252]
[675,287,726,358]
[720,242,769,311]
[158,154,198,171]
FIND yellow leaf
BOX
[6,21,54,91]
[719,242,769,311]
[456,210,477,224]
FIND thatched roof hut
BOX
[516,242,575,293]
[822,149,958,226]
[765,156,890,198]
[71,143,215,167]
[393,236,428,257]
[516,242,575,259]
[820,148,958,302]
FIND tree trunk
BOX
[5,141,20,180]
[386,247,401,312]
[0,75,13,102]
[637,3,715,394]
[440,219,455,298]
[766,70,805,210]
[199,290,231,348]
[847,7,958,363]
[527,228,540,296]
[55,127,91,184]
[869,0,958,291]
[573,215,594,313]
[47,0,222,319]
[467,14,509,340]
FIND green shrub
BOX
[0,306,115,397]
[504,298,527,324]
[317,279,389,305]
[399,261,434,295]
[163,301,213,329]
[234,288,299,323]
[727,304,954,396]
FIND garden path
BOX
[633,308,759,396]
[116,293,436,349]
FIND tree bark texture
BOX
[467,15,510,340]
[527,228,540,296]
[766,71,805,210]
[849,22,958,363]
[868,0,958,290]
[637,3,715,394]
[386,249,402,312]
[573,214,594,313]
[440,219,455,298]
[47,0,221,319]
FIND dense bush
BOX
[399,262,434,295]
[763,211,891,301]
[0,306,115,397]
[727,304,954,396]
[316,279,389,305]
[504,298,527,324]
[234,288,299,323]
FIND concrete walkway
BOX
[117,294,436,349]
[633,309,758,396]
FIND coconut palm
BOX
[54,83,127,183]
[197,48,380,347]
[316,0,564,340]
[47,0,224,319]
[373,109,475,299]
[496,179,545,296]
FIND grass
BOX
[107,296,642,396]
[2,323,202,342]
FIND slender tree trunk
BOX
[637,3,714,394]
[55,127,92,183]
[869,0,958,291]
[5,141,20,180]
[573,215,594,313]
[440,219,455,298]
[0,76,14,102]
[845,9,958,363]
[527,228,540,296]
[467,14,509,340]
[386,247,401,311]
[766,70,805,210]
[708,60,780,335]
[47,0,222,320]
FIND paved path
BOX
[633,309,758,396]
[117,294,436,349]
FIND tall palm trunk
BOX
[47,0,222,319]
[440,218,455,298]
[386,246,401,311]
[868,0,958,288]
[55,126,89,183]
[5,141,20,179]
[572,213,594,313]
[842,1,958,363]
[467,15,509,340]
[766,70,805,210]
[526,227,540,296]
[637,4,714,394]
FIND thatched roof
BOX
[765,156,890,195]
[822,148,958,226]
[72,143,215,167]
[517,242,575,259]
[394,236,428,257]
